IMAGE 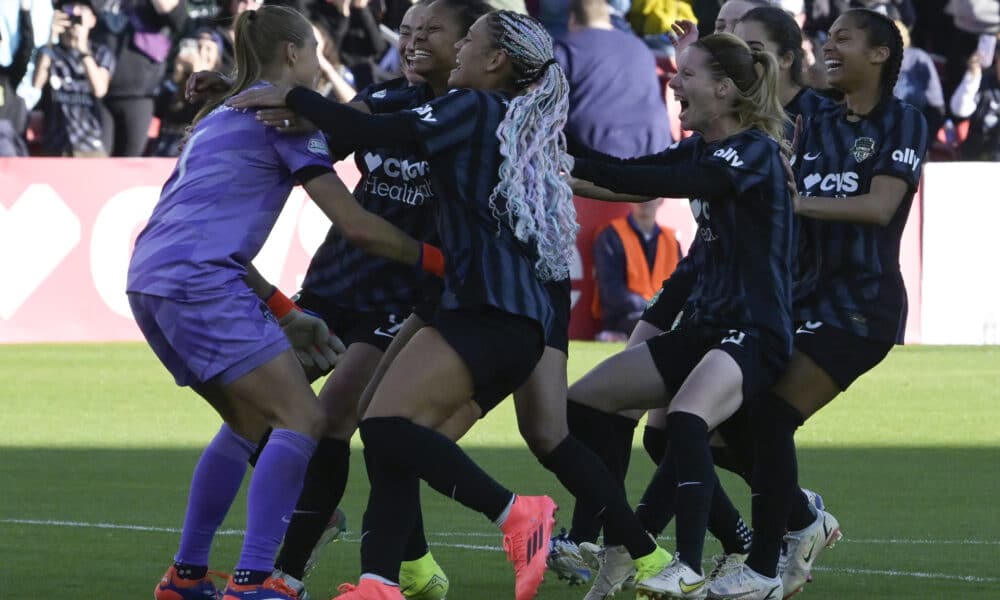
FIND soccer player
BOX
[130,6,441,600]
[714,0,769,34]
[710,8,928,599]
[565,33,795,599]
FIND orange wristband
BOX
[265,288,299,318]
[419,243,445,278]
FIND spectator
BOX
[592,199,681,341]
[714,0,768,33]
[92,0,188,157]
[33,0,115,157]
[0,0,34,156]
[951,41,1000,160]
[310,0,390,90]
[212,0,260,75]
[943,0,1000,103]
[628,0,697,38]
[555,0,672,158]
[150,27,220,156]
[314,23,356,102]
[894,16,945,135]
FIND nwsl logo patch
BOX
[850,137,876,162]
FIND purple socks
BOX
[175,424,257,566]
[236,428,317,573]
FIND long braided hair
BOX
[484,10,578,282]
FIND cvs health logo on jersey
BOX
[892,148,921,172]
[713,147,744,167]
[802,171,859,194]
[362,152,433,206]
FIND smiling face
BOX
[408,1,466,83]
[398,3,428,81]
[669,46,727,133]
[449,13,502,89]
[822,14,887,93]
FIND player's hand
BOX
[256,108,316,134]
[186,70,231,104]
[278,310,346,371]
[227,84,292,109]
[668,19,698,55]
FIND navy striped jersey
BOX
[784,87,834,302]
[407,89,554,333]
[300,79,441,314]
[793,97,928,343]
[574,129,794,357]
[784,87,831,140]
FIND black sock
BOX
[232,569,272,585]
[667,411,712,574]
[274,437,351,579]
[787,488,816,532]
[643,425,668,464]
[173,562,208,580]
[360,417,512,522]
[635,451,676,538]
[402,498,429,561]
[566,400,637,544]
[710,445,752,486]
[706,475,753,555]
[540,436,655,558]
[358,446,420,581]
[746,394,804,578]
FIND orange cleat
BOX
[500,495,557,600]
[222,575,302,600]
[154,565,226,600]
[333,578,406,599]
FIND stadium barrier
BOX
[0,158,991,344]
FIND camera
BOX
[64,7,83,26]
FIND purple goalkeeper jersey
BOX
[127,86,332,298]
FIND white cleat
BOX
[271,568,310,600]
[303,506,347,578]
[779,508,842,599]
[579,541,602,573]
[546,529,592,585]
[707,563,781,599]
[635,555,707,599]
[707,553,747,581]
[582,545,636,599]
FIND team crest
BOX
[850,137,876,162]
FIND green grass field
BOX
[1,343,998,599]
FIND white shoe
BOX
[779,509,841,598]
[546,529,592,585]
[582,545,635,599]
[271,568,310,600]
[579,541,602,572]
[707,553,747,581]
[707,563,781,599]
[303,506,347,577]
[635,555,707,599]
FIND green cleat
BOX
[399,552,449,600]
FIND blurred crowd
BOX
[0,0,998,160]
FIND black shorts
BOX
[645,326,786,404]
[545,279,571,354]
[412,280,570,354]
[294,291,408,352]
[793,320,893,390]
[429,306,545,415]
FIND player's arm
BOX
[298,168,441,274]
[569,177,656,203]
[792,175,910,226]
[571,157,734,199]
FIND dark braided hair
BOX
[843,8,904,101]
[430,0,494,37]
[738,6,806,87]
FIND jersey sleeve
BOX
[871,104,929,190]
[408,89,484,156]
[362,81,426,114]
[273,130,334,174]
[702,131,779,195]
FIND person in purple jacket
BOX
[127,6,434,600]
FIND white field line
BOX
[2,518,998,585]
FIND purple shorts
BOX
[128,285,290,387]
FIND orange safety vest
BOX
[592,217,680,320]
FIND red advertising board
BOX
[0,158,920,343]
